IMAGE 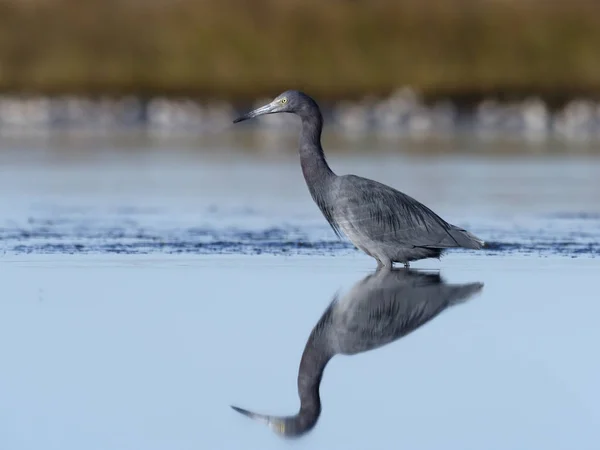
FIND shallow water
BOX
[1,139,599,449]
[2,255,599,450]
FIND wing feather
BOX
[333,175,464,248]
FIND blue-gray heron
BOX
[234,91,485,268]
[231,267,483,437]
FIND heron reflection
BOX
[231,268,484,437]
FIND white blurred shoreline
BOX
[1,88,600,148]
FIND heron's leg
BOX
[377,257,393,269]
[374,260,394,274]
[404,262,410,268]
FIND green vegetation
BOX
[1,0,599,104]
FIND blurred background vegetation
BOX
[1,0,599,105]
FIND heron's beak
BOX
[231,405,271,424]
[230,405,286,434]
[233,102,276,123]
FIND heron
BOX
[231,267,484,437]
[234,91,485,268]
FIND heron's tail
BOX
[447,226,485,249]
[446,282,484,307]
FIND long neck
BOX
[299,112,335,191]
[292,328,334,432]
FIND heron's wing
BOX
[334,175,477,248]
[339,280,482,354]
[342,287,444,347]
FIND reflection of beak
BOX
[233,102,276,123]
[231,405,271,424]
[230,405,285,434]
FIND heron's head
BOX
[233,90,318,123]
[230,405,316,438]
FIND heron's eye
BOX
[280,98,288,104]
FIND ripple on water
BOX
[1,209,599,257]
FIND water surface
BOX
[1,139,599,449]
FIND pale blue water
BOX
[1,141,599,449]
[1,255,599,450]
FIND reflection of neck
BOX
[299,113,335,193]
[292,330,333,432]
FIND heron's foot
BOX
[376,258,393,270]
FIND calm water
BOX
[1,136,599,450]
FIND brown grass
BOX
[1,0,599,103]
